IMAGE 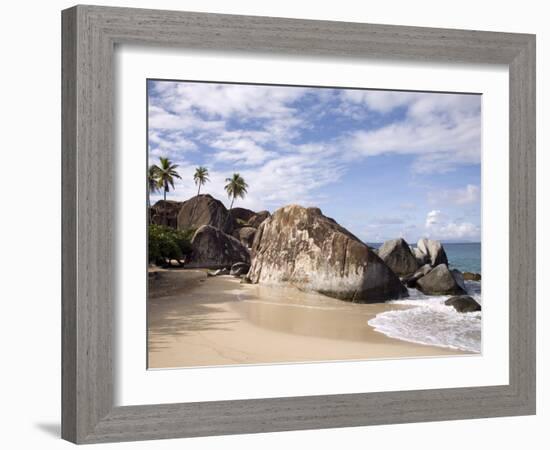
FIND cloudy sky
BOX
[148,79,481,243]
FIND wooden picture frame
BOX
[61,5,536,444]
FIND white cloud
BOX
[428,184,480,206]
[341,90,416,113]
[341,91,480,174]
[424,209,479,240]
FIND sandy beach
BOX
[147,269,467,369]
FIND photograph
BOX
[146,79,482,369]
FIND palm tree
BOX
[224,174,249,228]
[147,165,161,224]
[193,166,210,197]
[147,165,160,208]
[154,157,182,201]
[190,166,210,223]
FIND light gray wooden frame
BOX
[61,4,536,444]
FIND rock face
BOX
[177,194,233,233]
[248,205,408,303]
[186,225,250,269]
[230,262,250,277]
[412,247,429,266]
[451,269,466,292]
[229,207,256,225]
[445,295,481,313]
[416,238,449,267]
[377,238,420,276]
[463,272,482,281]
[233,226,257,248]
[403,264,432,288]
[247,210,270,228]
[150,200,183,228]
[416,264,466,295]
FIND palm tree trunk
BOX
[224,196,235,232]
[163,188,167,225]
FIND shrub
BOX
[148,224,194,265]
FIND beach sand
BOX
[147,269,467,369]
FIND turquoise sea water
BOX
[369,242,481,274]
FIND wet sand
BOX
[147,269,466,369]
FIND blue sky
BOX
[148,80,481,243]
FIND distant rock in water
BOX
[186,225,250,269]
[177,194,234,233]
[150,200,183,228]
[416,264,466,295]
[247,210,271,228]
[463,272,482,281]
[445,295,481,313]
[248,205,408,303]
[416,238,449,267]
[377,238,420,275]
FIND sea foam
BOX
[368,281,482,353]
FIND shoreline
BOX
[148,268,469,369]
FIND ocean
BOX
[367,242,482,353]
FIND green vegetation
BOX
[147,165,160,208]
[148,224,194,265]
[193,166,210,196]
[224,173,248,210]
[153,157,182,201]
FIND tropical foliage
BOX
[153,157,182,201]
[224,173,249,210]
[193,166,210,196]
[148,224,194,265]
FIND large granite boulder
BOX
[247,210,271,228]
[248,205,408,303]
[186,225,250,269]
[416,238,448,267]
[412,247,429,266]
[377,238,420,276]
[233,226,257,248]
[445,295,481,313]
[229,207,256,225]
[150,200,183,228]
[451,269,466,292]
[416,264,466,295]
[177,194,234,233]
[403,264,432,288]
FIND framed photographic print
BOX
[62,5,536,444]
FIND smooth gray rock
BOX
[230,262,250,277]
[229,207,256,225]
[404,264,432,288]
[177,194,234,233]
[416,263,466,295]
[233,226,256,248]
[416,238,449,267]
[377,238,420,275]
[247,210,271,228]
[412,246,429,266]
[248,205,408,303]
[445,295,481,313]
[451,269,466,292]
[186,225,250,269]
[150,200,183,228]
